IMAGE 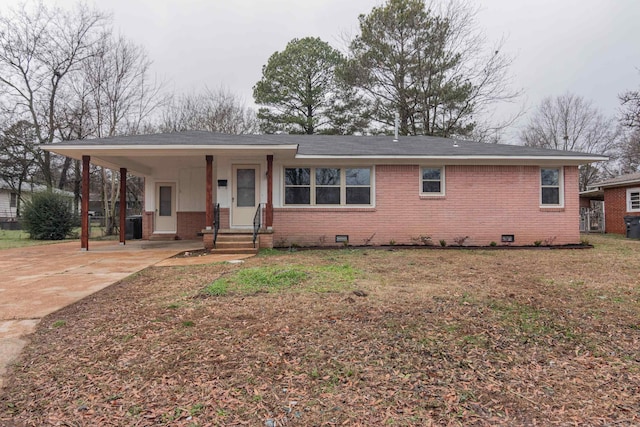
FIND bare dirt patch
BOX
[1,235,639,426]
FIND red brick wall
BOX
[177,212,206,240]
[604,186,640,235]
[218,208,230,229]
[142,211,154,239]
[272,165,580,247]
[579,198,591,209]
[143,209,230,240]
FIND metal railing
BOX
[252,203,263,248]
[213,203,220,248]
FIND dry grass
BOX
[1,235,639,426]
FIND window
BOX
[627,188,640,212]
[284,168,311,204]
[284,167,371,206]
[346,168,371,204]
[10,192,17,208]
[540,167,563,206]
[316,168,340,204]
[421,167,444,195]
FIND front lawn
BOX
[0,229,55,249]
[0,226,116,250]
[1,235,639,425]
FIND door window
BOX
[159,186,172,216]
[236,168,256,207]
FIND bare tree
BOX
[0,1,109,188]
[619,86,640,130]
[617,130,640,173]
[160,87,258,135]
[618,72,640,171]
[520,93,620,190]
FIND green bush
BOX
[22,191,77,240]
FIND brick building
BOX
[590,172,640,235]
[44,132,606,250]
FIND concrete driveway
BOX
[0,239,205,388]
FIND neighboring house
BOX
[0,180,20,221]
[44,131,606,249]
[0,179,76,225]
[588,172,640,235]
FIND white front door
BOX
[155,183,176,232]
[232,165,259,227]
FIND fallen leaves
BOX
[1,236,640,425]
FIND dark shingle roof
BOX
[47,130,606,159]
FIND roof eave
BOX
[596,179,640,188]
[294,154,608,164]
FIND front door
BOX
[155,183,176,232]
[232,165,259,227]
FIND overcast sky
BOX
[3,0,639,140]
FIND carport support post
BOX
[119,168,127,245]
[206,155,213,228]
[81,155,90,251]
[266,154,273,227]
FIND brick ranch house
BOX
[43,131,606,250]
[586,172,640,235]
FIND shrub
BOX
[453,235,470,246]
[411,235,433,246]
[22,191,77,240]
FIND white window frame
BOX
[540,167,564,208]
[283,166,373,206]
[627,188,640,212]
[420,166,445,196]
[9,192,17,208]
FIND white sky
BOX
[3,0,639,140]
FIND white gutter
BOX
[41,144,300,151]
[294,154,608,162]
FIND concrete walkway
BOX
[0,239,211,388]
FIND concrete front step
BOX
[215,241,255,249]
[149,233,178,241]
[210,248,258,255]
[216,234,254,242]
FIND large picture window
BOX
[284,167,371,206]
[627,188,640,212]
[540,167,563,206]
[420,167,444,195]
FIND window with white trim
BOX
[284,167,371,206]
[420,167,445,195]
[627,188,640,212]
[10,192,17,208]
[540,167,563,206]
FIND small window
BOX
[421,167,444,195]
[541,167,562,206]
[627,188,640,212]
[10,192,17,208]
[285,168,311,205]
